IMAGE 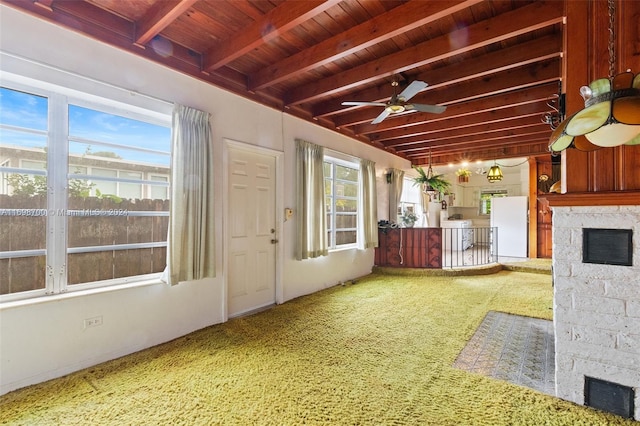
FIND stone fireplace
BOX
[551,203,639,420]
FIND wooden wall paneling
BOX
[562,0,640,193]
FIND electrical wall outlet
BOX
[84,316,103,329]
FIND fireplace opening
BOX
[585,376,635,419]
[582,228,633,266]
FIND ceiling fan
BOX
[342,80,446,124]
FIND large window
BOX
[0,83,171,300]
[324,157,359,249]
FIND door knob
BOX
[270,239,278,244]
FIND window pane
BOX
[67,105,170,286]
[67,247,166,285]
[336,199,357,212]
[336,214,357,229]
[69,105,171,167]
[0,87,49,295]
[324,158,359,249]
[336,181,357,197]
[0,87,48,131]
[336,165,357,181]
[66,198,169,286]
[149,175,168,200]
[0,256,47,295]
[89,168,118,197]
[336,230,356,245]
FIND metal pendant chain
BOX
[608,0,615,79]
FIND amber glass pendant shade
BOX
[549,72,640,152]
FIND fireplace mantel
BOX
[539,191,640,207]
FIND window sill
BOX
[0,278,163,311]
[329,245,359,253]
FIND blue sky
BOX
[0,87,171,167]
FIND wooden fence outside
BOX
[0,195,169,295]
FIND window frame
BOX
[0,78,171,302]
[324,154,359,251]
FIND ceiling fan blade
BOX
[371,109,391,124]
[341,101,387,107]
[405,103,447,114]
[398,80,428,102]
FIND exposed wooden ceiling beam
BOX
[134,0,198,47]
[203,0,341,72]
[286,0,563,105]
[313,33,562,119]
[248,0,483,91]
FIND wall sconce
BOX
[385,170,392,184]
[487,161,503,183]
[542,82,565,130]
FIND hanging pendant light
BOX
[487,161,503,183]
[549,0,640,152]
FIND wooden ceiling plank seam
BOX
[286,0,564,106]
[312,32,562,118]
[134,0,199,47]
[226,0,271,21]
[248,0,482,91]
[203,0,342,72]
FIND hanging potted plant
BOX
[412,165,451,198]
[455,168,472,183]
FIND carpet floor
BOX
[0,271,635,425]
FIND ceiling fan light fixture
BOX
[386,104,405,113]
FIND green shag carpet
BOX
[1,271,635,425]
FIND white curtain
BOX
[295,139,327,260]
[388,169,404,224]
[164,104,215,285]
[358,158,378,249]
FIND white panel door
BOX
[227,147,277,317]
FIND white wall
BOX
[0,6,409,394]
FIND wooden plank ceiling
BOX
[2,0,565,166]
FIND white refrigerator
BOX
[490,196,528,258]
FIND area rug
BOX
[453,311,555,396]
